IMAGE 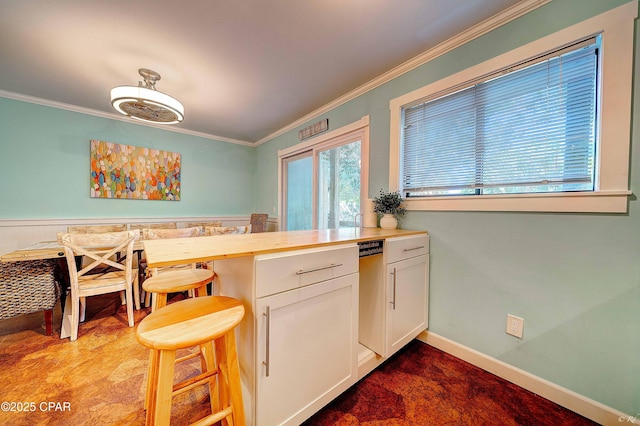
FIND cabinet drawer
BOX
[255,244,358,298]
[385,234,429,264]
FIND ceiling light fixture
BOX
[111,68,184,124]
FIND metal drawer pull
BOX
[403,245,425,252]
[263,306,271,377]
[295,263,343,275]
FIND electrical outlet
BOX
[506,314,524,339]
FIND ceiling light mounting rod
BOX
[110,67,184,125]
[138,68,160,91]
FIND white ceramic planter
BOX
[379,214,398,230]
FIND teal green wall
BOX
[255,0,640,415]
[1,0,637,415]
[0,98,256,219]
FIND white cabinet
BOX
[385,250,429,356]
[256,273,358,425]
[359,234,429,358]
[213,234,428,425]
[254,244,359,426]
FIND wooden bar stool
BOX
[141,268,216,412]
[142,268,214,312]
[136,295,245,426]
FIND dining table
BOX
[1,240,145,262]
[1,240,70,262]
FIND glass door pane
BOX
[284,153,313,231]
[317,141,361,229]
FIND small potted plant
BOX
[373,189,406,229]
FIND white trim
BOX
[256,0,550,146]
[278,116,370,158]
[2,0,549,148]
[0,90,254,147]
[404,190,631,213]
[418,331,640,426]
[0,215,249,228]
[389,1,636,213]
[277,116,370,230]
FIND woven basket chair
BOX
[0,259,61,335]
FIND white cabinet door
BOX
[385,254,429,357]
[256,273,359,426]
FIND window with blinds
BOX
[401,36,600,198]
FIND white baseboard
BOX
[417,331,638,426]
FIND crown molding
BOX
[256,0,551,146]
[0,90,254,147]
[1,0,550,148]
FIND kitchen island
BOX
[141,227,426,267]
[143,228,429,425]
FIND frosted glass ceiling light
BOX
[111,68,184,124]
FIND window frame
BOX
[389,2,635,213]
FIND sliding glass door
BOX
[280,122,368,231]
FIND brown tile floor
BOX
[0,293,599,425]
[304,340,598,425]
[0,293,211,425]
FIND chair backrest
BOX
[58,230,136,290]
[204,225,251,236]
[249,214,268,233]
[129,222,177,236]
[67,224,127,233]
[142,226,201,240]
[185,221,222,234]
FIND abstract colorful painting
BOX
[90,140,181,201]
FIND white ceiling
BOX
[0,0,523,144]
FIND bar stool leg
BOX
[215,329,245,426]
[154,293,168,311]
[152,349,176,426]
[200,341,220,416]
[227,330,245,426]
[194,284,208,298]
[144,349,159,411]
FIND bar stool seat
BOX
[142,268,214,311]
[136,295,245,426]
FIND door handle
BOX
[263,306,271,377]
[390,267,397,310]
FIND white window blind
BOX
[402,37,599,197]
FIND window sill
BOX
[404,191,632,213]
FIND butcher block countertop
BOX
[143,228,427,268]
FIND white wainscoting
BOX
[0,216,280,257]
